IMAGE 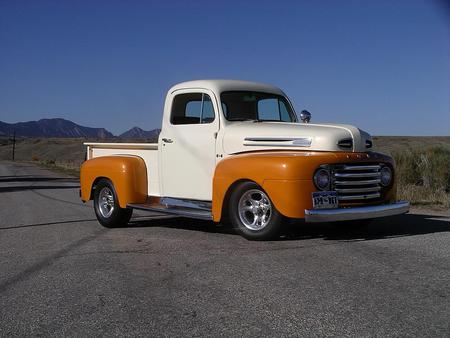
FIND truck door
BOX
[159,89,219,201]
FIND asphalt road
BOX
[1,161,449,337]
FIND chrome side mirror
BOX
[300,110,311,123]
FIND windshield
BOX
[220,91,297,122]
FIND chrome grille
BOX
[332,164,382,201]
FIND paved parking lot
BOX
[1,161,449,337]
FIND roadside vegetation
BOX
[392,147,450,207]
[373,137,450,208]
[1,136,449,207]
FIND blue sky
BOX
[0,0,448,135]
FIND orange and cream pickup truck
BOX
[80,80,410,240]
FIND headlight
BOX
[380,166,392,187]
[314,168,330,190]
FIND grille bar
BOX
[338,192,381,200]
[335,172,381,178]
[332,164,382,202]
[341,165,380,171]
[335,186,381,193]
[335,179,381,186]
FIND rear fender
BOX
[80,156,148,208]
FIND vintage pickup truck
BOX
[80,80,409,240]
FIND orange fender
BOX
[80,156,148,208]
[212,151,396,221]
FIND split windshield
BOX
[220,91,297,122]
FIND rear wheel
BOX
[229,182,283,240]
[93,179,132,228]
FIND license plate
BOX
[312,191,338,209]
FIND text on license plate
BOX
[312,191,338,209]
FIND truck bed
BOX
[84,142,160,196]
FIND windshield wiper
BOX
[253,119,286,123]
[227,118,288,123]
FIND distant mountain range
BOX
[119,126,161,139]
[0,118,160,140]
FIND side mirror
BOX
[300,110,311,123]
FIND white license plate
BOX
[312,191,338,209]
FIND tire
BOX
[228,181,284,240]
[93,179,132,228]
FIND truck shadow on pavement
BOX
[0,176,79,183]
[0,175,80,192]
[128,213,450,242]
[282,213,450,242]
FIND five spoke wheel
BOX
[98,187,115,218]
[93,179,132,228]
[229,181,283,240]
[238,189,272,230]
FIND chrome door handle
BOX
[162,138,173,143]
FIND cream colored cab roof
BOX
[168,79,286,96]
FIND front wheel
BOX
[93,179,132,228]
[229,182,284,240]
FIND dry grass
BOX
[395,149,450,207]
[373,138,450,207]
[398,185,450,207]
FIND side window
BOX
[185,101,202,118]
[202,95,215,123]
[171,93,215,125]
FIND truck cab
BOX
[80,80,409,240]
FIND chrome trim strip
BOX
[84,142,158,150]
[338,192,380,200]
[335,186,381,193]
[160,197,212,211]
[244,137,312,147]
[305,201,410,222]
[341,165,381,171]
[243,143,311,147]
[335,172,381,178]
[334,179,381,186]
[244,137,295,142]
[127,203,213,220]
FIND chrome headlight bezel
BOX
[313,168,330,191]
[380,166,392,187]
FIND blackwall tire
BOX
[93,179,132,228]
[228,181,283,240]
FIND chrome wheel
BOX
[238,189,272,230]
[98,187,115,218]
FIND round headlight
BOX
[314,169,330,190]
[380,166,392,187]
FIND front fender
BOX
[212,151,396,221]
[80,156,148,208]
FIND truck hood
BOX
[222,121,372,154]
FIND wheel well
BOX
[220,179,257,222]
[90,176,109,200]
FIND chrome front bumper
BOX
[304,201,410,223]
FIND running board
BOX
[127,198,213,221]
